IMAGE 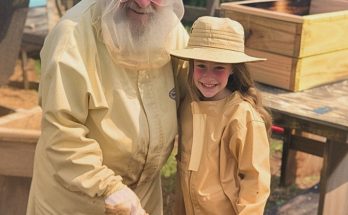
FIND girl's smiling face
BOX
[193,60,233,101]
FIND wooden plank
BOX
[0,175,31,215]
[258,80,348,130]
[271,110,348,142]
[0,128,39,177]
[245,48,293,90]
[221,2,303,23]
[223,10,300,57]
[0,106,41,127]
[0,127,40,142]
[290,134,325,157]
[309,0,348,14]
[300,12,348,57]
[296,48,348,91]
[223,10,300,34]
[0,139,37,177]
[247,47,348,91]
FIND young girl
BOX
[171,16,272,215]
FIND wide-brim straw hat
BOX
[171,16,265,63]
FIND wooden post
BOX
[320,139,348,215]
[47,0,61,29]
[0,0,29,85]
[21,50,29,89]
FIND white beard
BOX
[100,1,178,69]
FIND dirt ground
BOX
[1,58,321,214]
[0,60,39,109]
[0,59,41,129]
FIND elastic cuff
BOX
[104,176,126,198]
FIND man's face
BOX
[113,0,169,53]
[100,0,180,68]
[121,0,161,27]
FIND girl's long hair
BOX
[187,61,272,135]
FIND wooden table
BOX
[258,80,348,215]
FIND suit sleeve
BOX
[230,120,271,214]
[38,25,124,198]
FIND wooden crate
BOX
[0,107,40,215]
[220,0,348,91]
[0,127,38,215]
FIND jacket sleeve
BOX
[38,23,124,199]
[231,119,271,215]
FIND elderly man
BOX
[26,0,188,214]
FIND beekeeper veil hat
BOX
[96,0,184,70]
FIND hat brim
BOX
[170,47,265,63]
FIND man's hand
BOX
[104,186,148,215]
[105,204,131,215]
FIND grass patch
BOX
[34,59,41,78]
[161,153,178,215]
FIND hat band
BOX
[188,28,245,52]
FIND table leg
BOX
[280,128,293,186]
[319,139,348,215]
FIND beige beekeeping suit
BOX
[177,92,271,215]
[26,0,189,214]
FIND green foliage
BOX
[184,24,192,32]
[34,59,41,77]
[161,153,177,178]
[270,138,283,154]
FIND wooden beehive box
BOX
[220,0,348,91]
[0,107,41,215]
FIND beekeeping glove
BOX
[104,186,147,215]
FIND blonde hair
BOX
[187,60,272,135]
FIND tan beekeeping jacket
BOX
[177,92,271,215]
[26,0,189,214]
